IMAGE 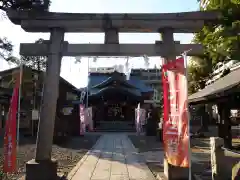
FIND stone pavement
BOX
[68,133,156,180]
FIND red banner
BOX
[162,57,190,167]
[3,79,19,173]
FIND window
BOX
[152,89,160,101]
[66,92,78,100]
[0,81,9,88]
[149,76,156,80]
[142,76,149,80]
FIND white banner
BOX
[79,104,86,135]
[135,107,146,133]
[85,107,93,131]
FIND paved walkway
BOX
[69,133,156,180]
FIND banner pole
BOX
[86,57,90,108]
[182,51,192,180]
[17,62,23,150]
[16,61,23,173]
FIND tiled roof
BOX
[129,76,152,92]
[88,75,109,88]
[88,73,153,93]
[90,86,142,97]
[0,66,78,92]
[189,68,240,103]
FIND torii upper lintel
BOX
[7,9,221,33]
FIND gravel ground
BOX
[0,134,100,180]
[128,135,211,179]
[128,135,164,153]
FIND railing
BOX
[230,62,240,71]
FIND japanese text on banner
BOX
[3,79,19,173]
[162,57,189,167]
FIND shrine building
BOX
[79,70,154,131]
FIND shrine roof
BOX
[0,66,79,94]
[90,86,142,97]
[189,68,240,104]
[88,71,153,93]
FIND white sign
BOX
[80,91,86,103]
[62,107,73,115]
[32,110,39,120]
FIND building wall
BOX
[88,66,162,107]
[0,105,2,129]
[90,65,124,73]
[0,67,79,136]
[131,68,162,107]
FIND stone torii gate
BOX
[7,10,220,180]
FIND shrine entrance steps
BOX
[68,133,156,180]
[95,121,135,132]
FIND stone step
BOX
[96,121,136,132]
[95,129,135,132]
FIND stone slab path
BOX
[69,133,156,180]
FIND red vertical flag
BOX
[162,57,190,167]
[3,77,20,173]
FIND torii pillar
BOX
[25,28,65,180]
[0,104,2,129]
[104,28,119,44]
[161,28,189,180]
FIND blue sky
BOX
[0,0,200,88]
